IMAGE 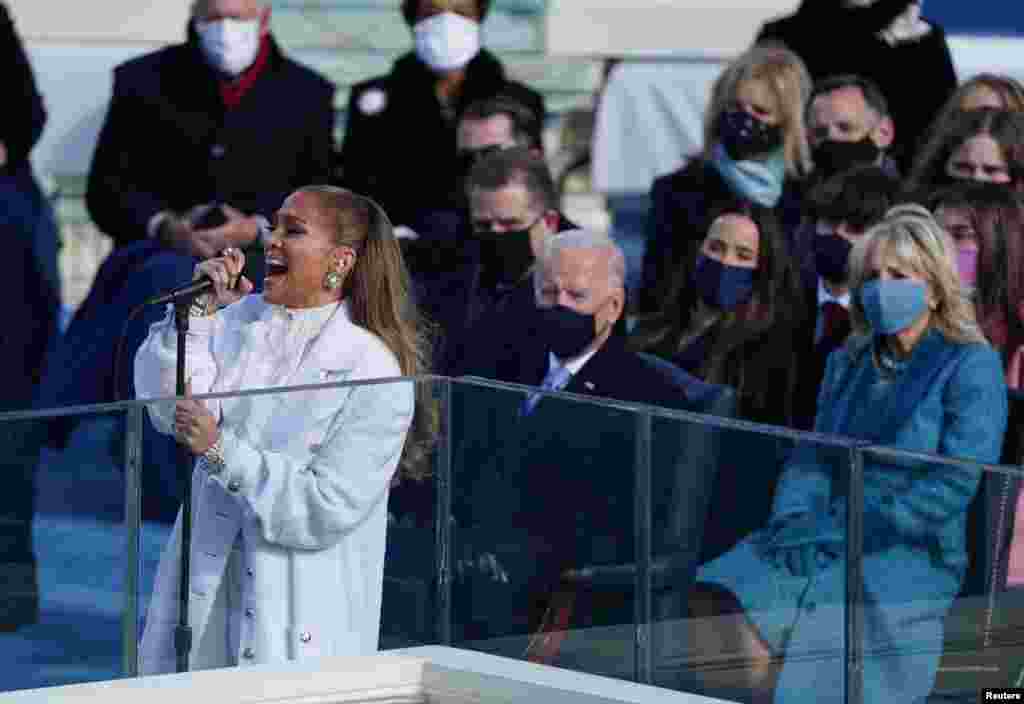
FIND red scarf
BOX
[219,35,271,110]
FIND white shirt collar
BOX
[817,277,852,309]
[549,345,600,379]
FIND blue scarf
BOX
[709,141,786,208]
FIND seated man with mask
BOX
[807,74,898,183]
[436,146,575,376]
[793,163,901,429]
[450,229,696,662]
[402,94,547,286]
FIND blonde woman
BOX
[688,205,1008,704]
[135,187,433,673]
[636,43,812,315]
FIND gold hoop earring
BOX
[323,270,343,292]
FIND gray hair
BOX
[533,229,627,296]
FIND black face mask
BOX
[717,109,784,161]
[812,137,881,180]
[476,226,535,287]
[536,304,599,360]
[813,231,854,283]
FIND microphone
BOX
[146,257,258,306]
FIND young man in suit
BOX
[793,164,901,429]
[431,145,576,376]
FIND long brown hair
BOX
[629,201,806,423]
[909,108,1024,194]
[301,185,438,482]
[930,183,1024,353]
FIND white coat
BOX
[134,296,414,674]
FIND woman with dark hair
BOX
[135,186,434,673]
[910,108,1024,194]
[631,204,808,563]
[338,0,544,227]
[632,203,807,427]
[636,43,813,316]
[931,183,1024,390]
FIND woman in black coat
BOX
[637,43,812,315]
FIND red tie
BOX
[820,301,851,353]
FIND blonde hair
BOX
[847,204,986,345]
[301,186,438,482]
[702,43,813,179]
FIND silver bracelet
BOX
[189,293,218,318]
[200,436,226,475]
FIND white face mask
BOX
[413,11,481,73]
[195,17,262,77]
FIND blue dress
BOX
[697,329,1008,704]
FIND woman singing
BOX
[134,186,432,673]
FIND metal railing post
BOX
[122,407,144,678]
[434,379,453,645]
[845,446,866,704]
[634,411,653,685]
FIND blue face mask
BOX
[858,279,929,335]
[693,254,755,310]
[710,142,786,208]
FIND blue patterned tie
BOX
[521,364,572,417]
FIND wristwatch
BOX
[200,436,226,475]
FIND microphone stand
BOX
[173,300,194,673]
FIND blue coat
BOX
[697,329,1007,704]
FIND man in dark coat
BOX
[757,0,956,173]
[435,145,576,377]
[337,0,544,228]
[401,93,546,288]
[449,229,711,667]
[29,0,335,522]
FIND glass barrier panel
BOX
[0,408,129,692]
[861,447,1024,704]
[134,377,432,676]
[650,413,853,704]
[445,379,640,681]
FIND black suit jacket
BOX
[86,31,335,248]
[338,51,544,228]
[449,337,702,639]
